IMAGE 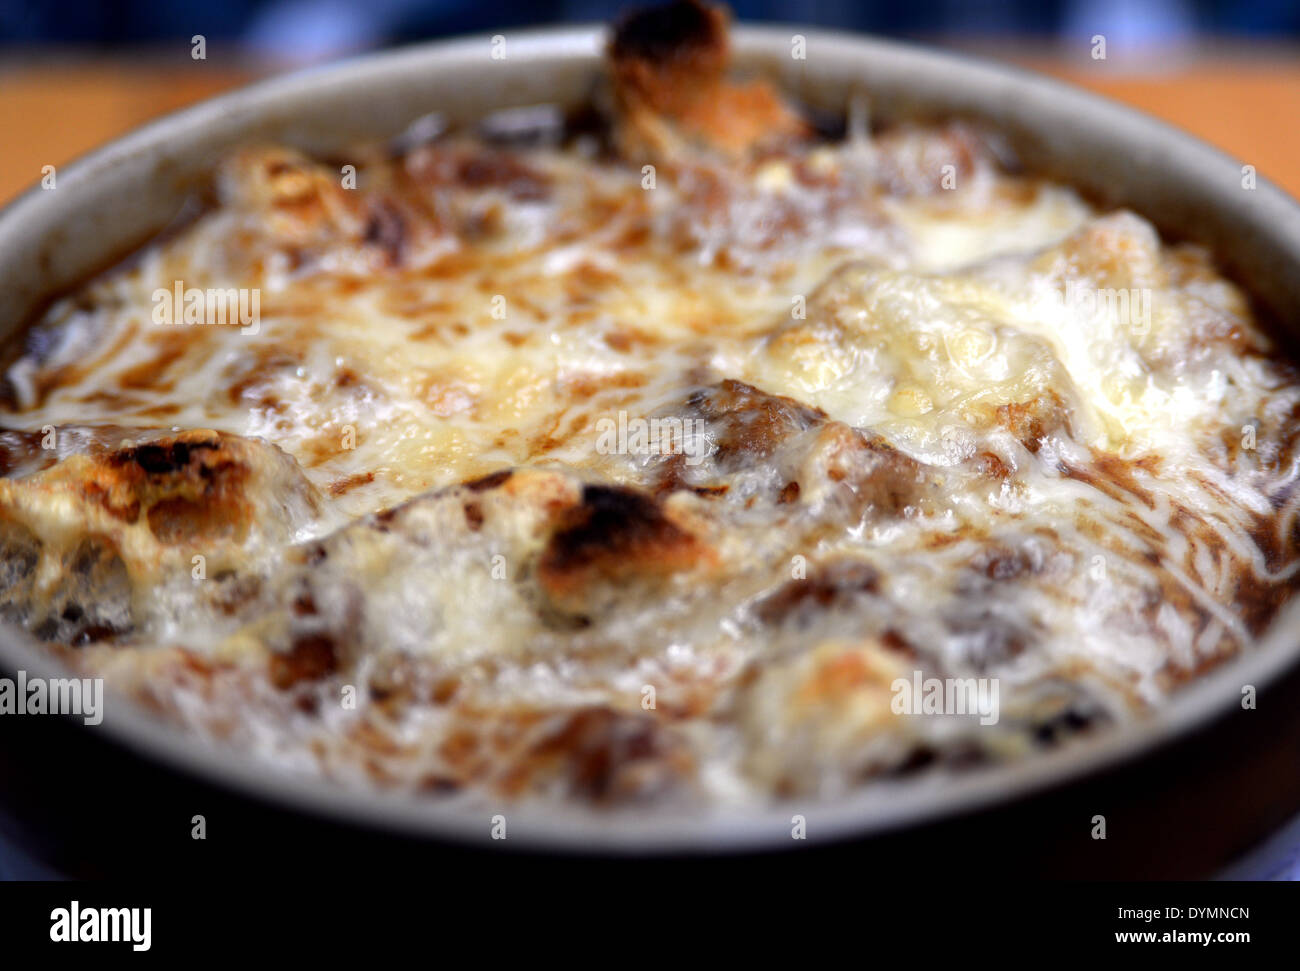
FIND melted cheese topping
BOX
[2,50,1298,810]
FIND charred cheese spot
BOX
[537,484,710,614]
[0,429,321,644]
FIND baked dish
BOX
[2,1,1298,809]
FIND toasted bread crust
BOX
[609,0,807,157]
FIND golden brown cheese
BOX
[1,1,1298,810]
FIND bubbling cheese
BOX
[1,22,1298,810]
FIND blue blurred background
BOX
[1,0,1297,61]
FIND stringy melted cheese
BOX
[2,86,1298,810]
